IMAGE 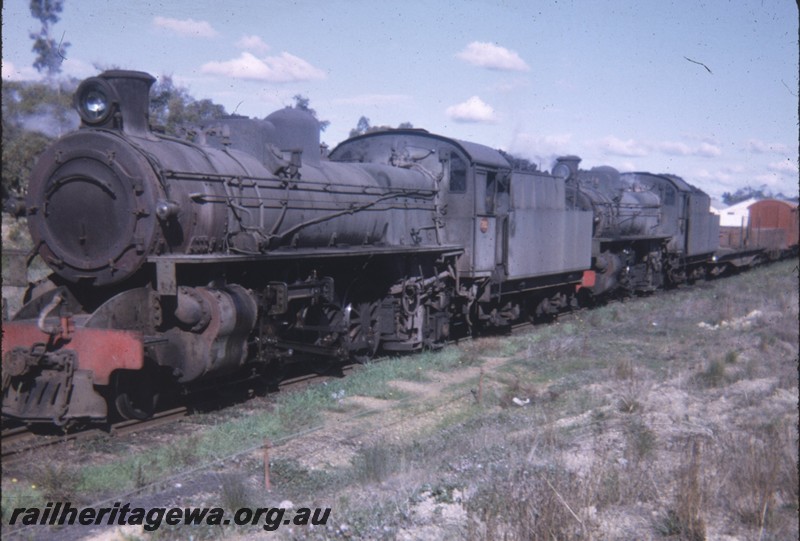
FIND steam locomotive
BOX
[0,69,766,425]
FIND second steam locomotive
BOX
[2,70,793,425]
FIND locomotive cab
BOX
[332,133,593,326]
[620,172,719,283]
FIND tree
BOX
[349,116,371,138]
[1,1,73,206]
[149,75,227,136]
[2,127,50,203]
[499,149,538,172]
[1,79,77,203]
[721,186,769,206]
[29,0,70,77]
[348,116,414,138]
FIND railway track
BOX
[0,363,357,461]
[1,407,189,462]
[0,291,626,461]
[0,274,753,460]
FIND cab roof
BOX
[330,129,511,170]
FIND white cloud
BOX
[594,136,648,157]
[657,141,693,156]
[201,51,326,83]
[721,164,746,175]
[2,60,40,81]
[681,132,720,146]
[658,140,721,157]
[766,159,799,174]
[456,42,530,72]
[153,16,218,38]
[693,168,734,184]
[505,132,576,171]
[746,139,789,154]
[693,162,798,199]
[599,138,723,158]
[445,96,497,123]
[696,142,722,157]
[333,94,412,107]
[2,58,96,82]
[508,132,573,160]
[752,173,790,189]
[690,168,746,197]
[236,35,271,54]
[62,58,98,80]
[615,160,639,172]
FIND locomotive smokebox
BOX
[74,70,155,136]
[27,71,165,286]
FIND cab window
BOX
[663,186,675,205]
[484,171,509,214]
[485,172,497,214]
[449,153,467,193]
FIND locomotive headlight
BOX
[82,89,109,120]
[74,77,117,125]
[552,162,571,181]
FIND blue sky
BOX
[3,0,798,199]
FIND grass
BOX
[2,346,480,517]
[2,259,798,539]
[352,444,405,484]
[694,358,729,387]
[661,438,707,540]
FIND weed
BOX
[269,459,335,496]
[1,483,43,524]
[353,443,403,484]
[658,438,706,541]
[715,299,735,326]
[219,474,252,511]
[596,467,622,507]
[454,352,486,367]
[497,377,536,409]
[145,521,223,540]
[165,433,201,468]
[616,367,644,414]
[587,312,604,328]
[134,460,148,489]
[722,421,798,531]
[694,358,727,388]
[466,464,590,541]
[617,394,641,413]
[331,496,410,540]
[624,418,657,462]
[498,337,526,357]
[758,332,776,352]
[426,482,462,504]
[613,357,635,380]
[27,452,83,502]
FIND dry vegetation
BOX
[1,259,798,541]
